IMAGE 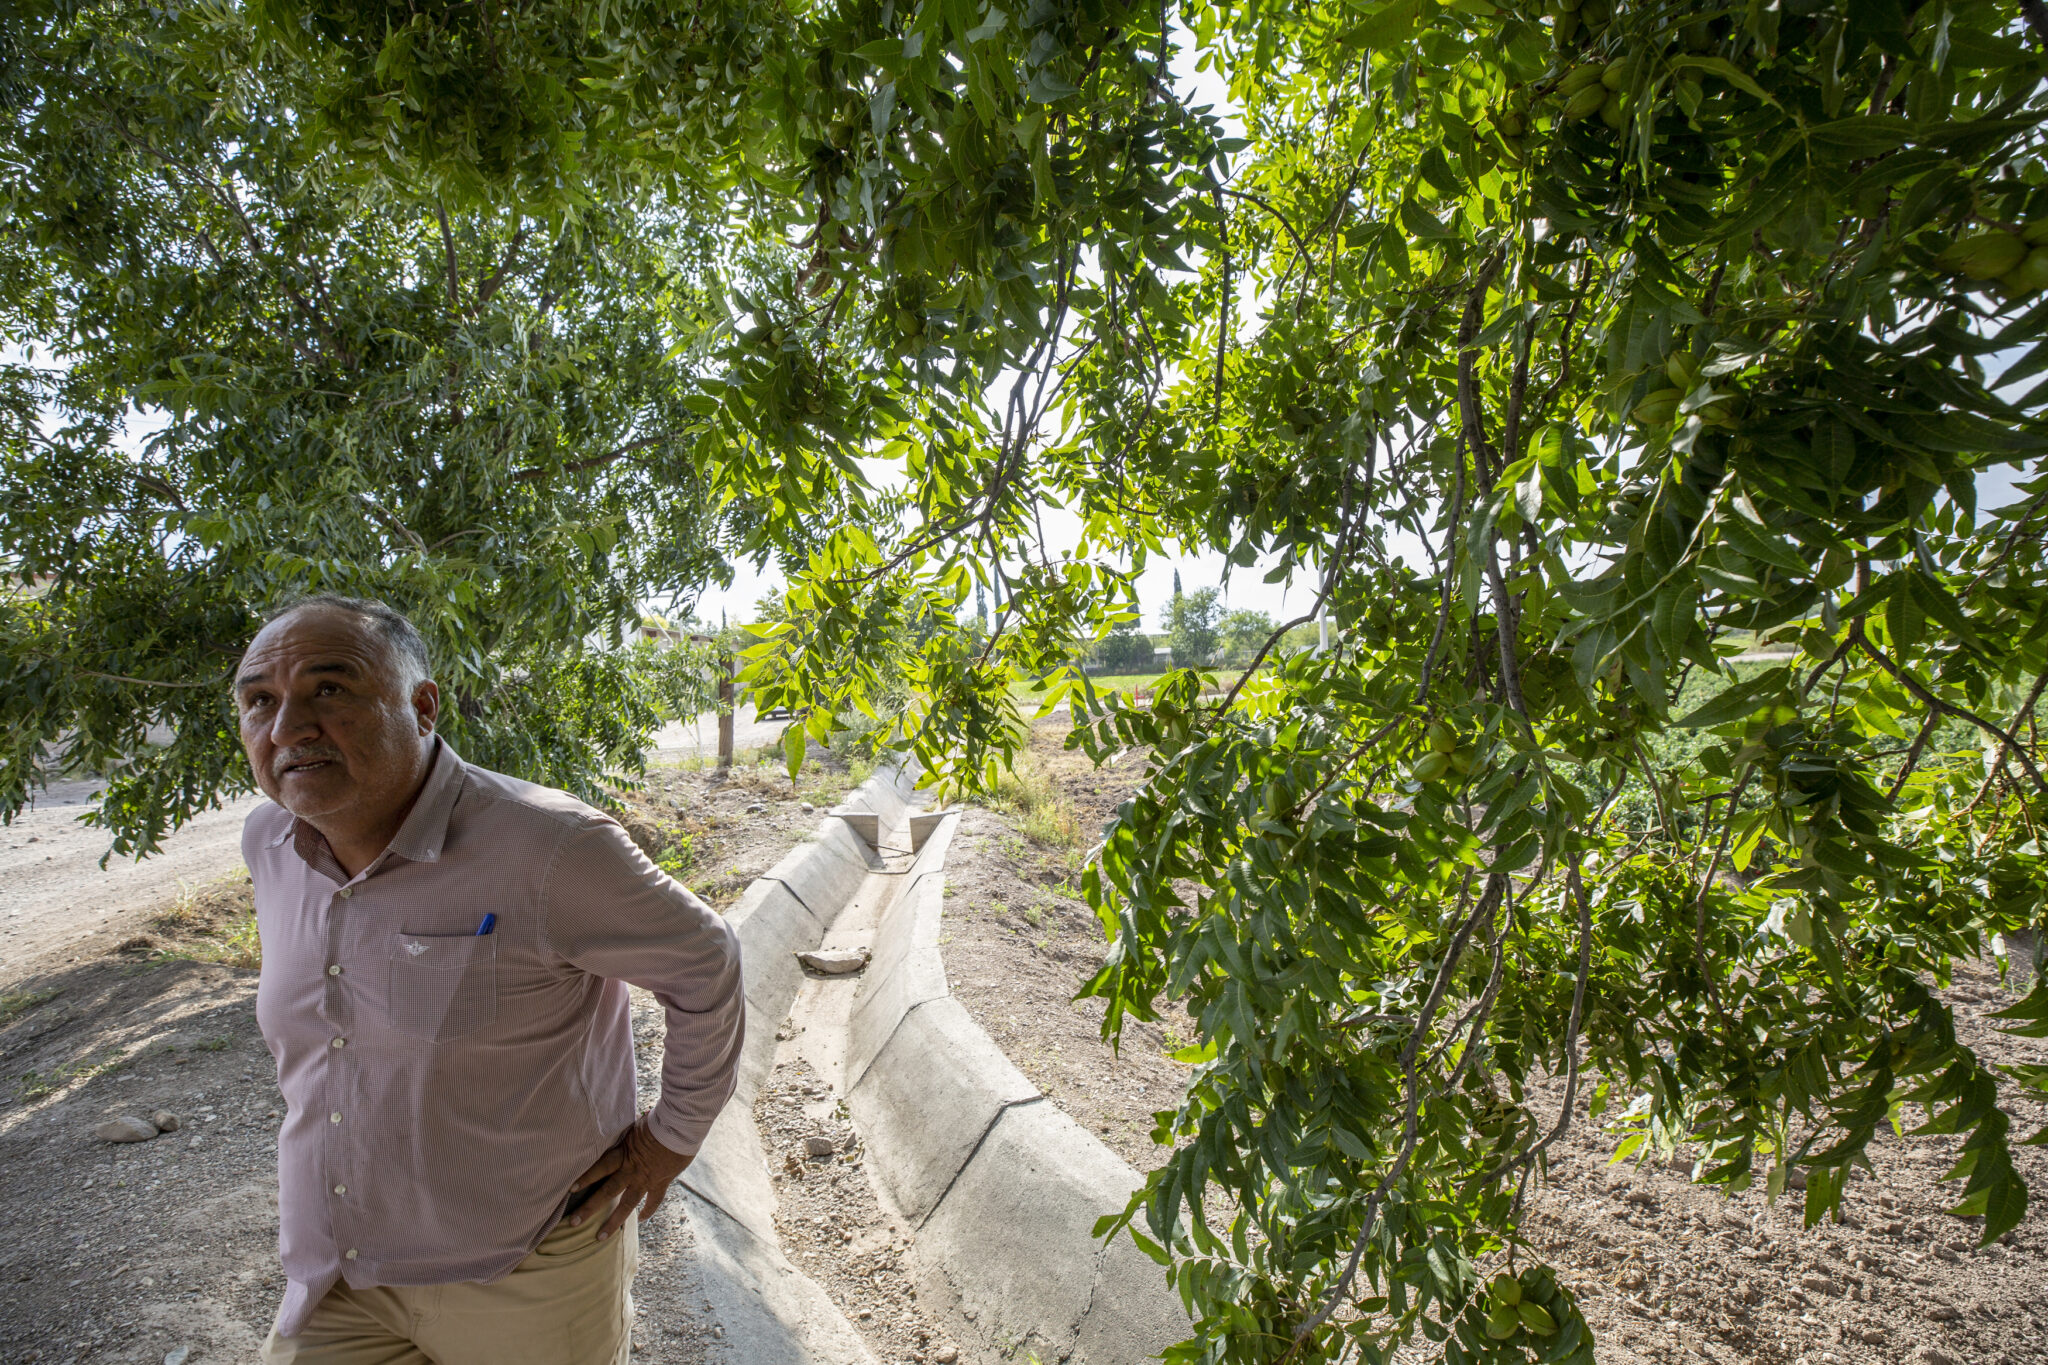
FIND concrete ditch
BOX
[679,762,1184,1364]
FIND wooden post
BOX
[717,653,735,770]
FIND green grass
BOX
[0,989,58,1026]
[17,1049,128,1100]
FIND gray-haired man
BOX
[234,595,742,1364]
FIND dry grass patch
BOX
[146,870,261,969]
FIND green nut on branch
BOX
[1937,229,2028,281]
[1560,62,1606,96]
[1412,751,1453,783]
[2003,246,2048,296]
[1563,82,1608,120]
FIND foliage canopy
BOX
[7,1,2048,1362]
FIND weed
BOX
[1162,1026,1186,1053]
[987,756,1080,848]
[0,989,58,1026]
[179,911,262,970]
[1022,903,1043,928]
[152,871,261,967]
[656,827,696,876]
[18,1049,128,1099]
[194,1035,234,1052]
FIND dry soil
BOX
[939,723,2048,1365]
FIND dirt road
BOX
[0,781,258,984]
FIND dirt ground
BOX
[942,723,2048,1365]
[756,1057,961,1365]
[0,752,852,1364]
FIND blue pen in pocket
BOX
[474,913,496,936]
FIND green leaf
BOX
[1803,116,1915,159]
[782,722,806,781]
[1674,669,1791,729]
[1669,56,1782,109]
[1341,0,1426,49]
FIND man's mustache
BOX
[273,747,345,776]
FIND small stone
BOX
[797,948,869,975]
[95,1116,160,1144]
[1933,1245,1961,1263]
[164,1348,190,1365]
[804,1135,837,1157]
[935,1349,959,1364]
[1798,1274,1837,1296]
[1926,1306,1960,1322]
[746,802,766,815]
[800,802,815,813]
[150,1110,180,1133]
[1914,1350,1960,1365]
[1857,1327,1887,1345]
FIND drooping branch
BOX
[1853,625,2048,797]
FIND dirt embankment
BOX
[942,724,2048,1365]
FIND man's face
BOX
[234,608,440,826]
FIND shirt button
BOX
[330,1037,346,1049]
[330,1112,342,1124]
[333,1184,347,1195]
[339,888,353,900]
[327,965,342,977]
[344,1249,358,1261]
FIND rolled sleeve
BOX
[540,817,744,1157]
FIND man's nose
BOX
[269,692,324,746]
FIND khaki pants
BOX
[260,1208,638,1365]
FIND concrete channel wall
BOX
[843,807,1188,1365]
[672,777,906,1365]
[677,761,1182,1364]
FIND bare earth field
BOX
[0,754,851,1364]
[942,723,2048,1365]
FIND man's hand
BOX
[567,1113,694,1242]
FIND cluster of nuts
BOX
[1936,225,2048,296]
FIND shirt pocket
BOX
[385,933,497,1041]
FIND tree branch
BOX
[437,201,461,310]
[510,435,667,484]
[1852,624,2048,796]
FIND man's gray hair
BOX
[266,594,432,689]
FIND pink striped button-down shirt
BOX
[247,738,743,1336]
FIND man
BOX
[235,594,743,1364]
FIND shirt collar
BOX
[384,735,465,864]
[267,735,466,867]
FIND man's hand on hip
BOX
[567,1113,693,1241]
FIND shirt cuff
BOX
[645,1107,710,1159]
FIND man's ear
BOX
[412,679,441,735]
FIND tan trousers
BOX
[260,1208,638,1365]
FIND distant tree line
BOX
[1083,589,1321,673]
